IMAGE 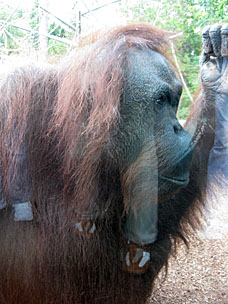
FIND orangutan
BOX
[0,23,227,303]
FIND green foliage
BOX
[49,23,66,37]
[120,0,228,119]
[29,2,73,56]
[197,0,228,21]
[48,23,72,56]
[29,0,39,49]
[0,0,74,57]
[0,5,25,54]
[1,0,228,107]
[48,40,68,56]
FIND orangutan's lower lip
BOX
[159,175,189,186]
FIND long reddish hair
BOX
[0,24,186,304]
[53,24,169,211]
[0,23,170,215]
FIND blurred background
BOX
[0,0,228,119]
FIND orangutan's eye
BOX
[155,96,167,111]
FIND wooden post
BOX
[78,11,81,35]
[39,0,49,61]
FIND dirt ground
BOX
[149,195,228,304]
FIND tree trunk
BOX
[39,0,49,61]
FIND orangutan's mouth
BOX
[158,144,193,188]
[159,174,189,186]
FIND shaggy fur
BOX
[0,24,215,304]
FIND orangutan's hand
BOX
[200,24,228,95]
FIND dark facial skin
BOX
[117,48,194,200]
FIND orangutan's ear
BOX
[125,38,133,48]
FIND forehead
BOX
[126,49,181,95]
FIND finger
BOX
[202,25,213,55]
[209,24,222,57]
[221,24,228,57]
[199,52,209,67]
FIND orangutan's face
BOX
[117,49,193,200]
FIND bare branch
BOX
[82,0,121,17]
[42,32,77,46]
[153,2,162,26]
[8,24,77,46]
[39,6,77,32]
[0,4,21,32]
[169,32,184,40]
[169,40,193,103]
